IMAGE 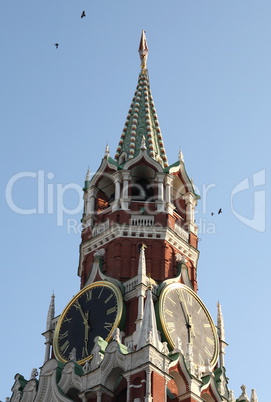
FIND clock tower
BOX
[8,31,258,402]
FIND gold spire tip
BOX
[138,30,148,72]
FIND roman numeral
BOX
[204,346,213,357]
[176,289,184,301]
[104,293,113,304]
[104,322,113,331]
[186,293,193,306]
[107,306,117,315]
[207,337,214,345]
[165,308,173,317]
[198,353,205,365]
[98,288,104,299]
[167,296,176,305]
[74,300,81,310]
[63,316,72,324]
[167,322,175,334]
[60,340,69,354]
[59,331,68,340]
[85,290,92,302]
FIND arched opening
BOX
[201,392,214,402]
[95,174,115,213]
[66,387,81,402]
[130,164,156,202]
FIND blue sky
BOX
[1,1,270,400]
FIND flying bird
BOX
[54,43,59,49]
[218,208,222,214]
[81,10,86,18]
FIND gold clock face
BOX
[53,281,123,365]
[159,283,219,368]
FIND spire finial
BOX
[138,30,148,72]
[104,143,110,158]
[85,166,90,181]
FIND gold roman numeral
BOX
[60,340,69,354]
[98,288,104,299]
[204,345,213,357]
[107,306,117,315]
[59,331,68,340]
[104,322,113,331]
[104,293,113,304]
[186,293,193,306]
[167,296,176,305]
[74,300,81,310]
[63,316,72,324]
[167,322,175,334]
[207,337,214,345]
[165,308,173,317]
[85,289,92,302]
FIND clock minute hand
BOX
[74,300,88,323]
[179,298,192,343]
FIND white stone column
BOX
[126,376,131,402]
[121,171,130,210]
[164,175,174,215]
[83,186,99,227]
[155,173,165,212]
[183,192,198,234]
[112,172,121,211]
[144,368,152,402]
[96,390,102,402]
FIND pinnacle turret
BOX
[115,31,168,167]
[136,287,161,351]
[217,301,227,368]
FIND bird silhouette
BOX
[54,43,59,49]
[81,10,86,18]
[218,208,222,214]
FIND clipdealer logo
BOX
[4,169,266,233]
[230,169,266,232]
[5,170,84,227]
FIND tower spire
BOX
[43,292,55,362]
[136,286,161,351]
[115,31,168,167]
[138,30,149,73]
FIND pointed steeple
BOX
[136,286,161,351]
[217,301,227,367]
[43,292,55,363]
[46,292,55,331]
[115,31,168,167]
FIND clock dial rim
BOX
[53,281,123,365]
[159,282,219,368]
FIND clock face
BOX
[159,283,219,369]
[53,281,123,365]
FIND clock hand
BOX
[179,298,192,343]
[74,300,87,323]
[84,311,90,341]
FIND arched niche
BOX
[105,366,125,393]
[168,370,187,397]
[130,164,156,201]
[95,174,115,213]
[201,392,214,402]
